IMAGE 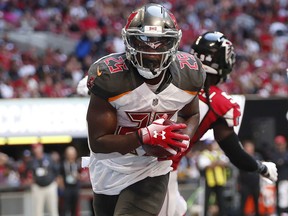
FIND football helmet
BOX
[191,31,235,82]
[122,3,182,79]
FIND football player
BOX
[85,3,206,216]
[158,31,278,216]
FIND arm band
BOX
[135,130,144,145]
[256,160,268,175]
[218,132,259,172]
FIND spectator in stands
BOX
[27,143,60,216]
[64,54,84,87]
[0,152,20,187]
[75,32,93,61]
[270,135,288,215]
[238,140,263,216]
[0,152,9,184]
[19,10,38,33]
[58,146,81,216]
[197,140,230,216]
[17,149,33,186]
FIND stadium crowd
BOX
[0,0,287,99]
[0,135,287,215]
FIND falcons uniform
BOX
[159,85,241,216]
[87,52,205,195]
[170,85,241,170]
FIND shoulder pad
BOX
[87,53,143,100]
[202,86,241,127]
[170,51,206,92]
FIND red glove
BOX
[136,114,190,151]
[158,140,189,169]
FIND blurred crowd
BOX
[176,135,288,216]
[1,135,287,215]
[0,0,287,99]
[0,144,92,216]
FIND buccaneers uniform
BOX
[86,51,205,196]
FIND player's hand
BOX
[137,114,190,152]
[157,141,189,171]
[257,161,278,183]
[159,140,189,159]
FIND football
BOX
[163,118,175,126]
[142,144,179,158]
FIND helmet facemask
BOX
[218,38,236,82]
[122,4,182,79]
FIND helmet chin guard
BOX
[122,3,182,79]
[137,67,162,79]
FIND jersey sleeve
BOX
[171,51,206,93]
[87,61,113,100]
[86,53,138,100]
[222,103,241,127]
[210,87,241,127]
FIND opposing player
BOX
[158,31,278,216]
[85,4,206,216]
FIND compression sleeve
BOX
[218,132,259,172]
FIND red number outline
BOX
[116,111,177,135]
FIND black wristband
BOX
[256,160,268,175]
[135,130,144,145]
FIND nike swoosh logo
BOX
[97,67,102,76]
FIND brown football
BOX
[142,144,178,158]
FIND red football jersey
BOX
[172,85,241,169]
[192,86,241,142]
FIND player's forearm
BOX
[218,132,258,172]
[88,133,141,155]
[178,96,200,139]
[179,112,200,139]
